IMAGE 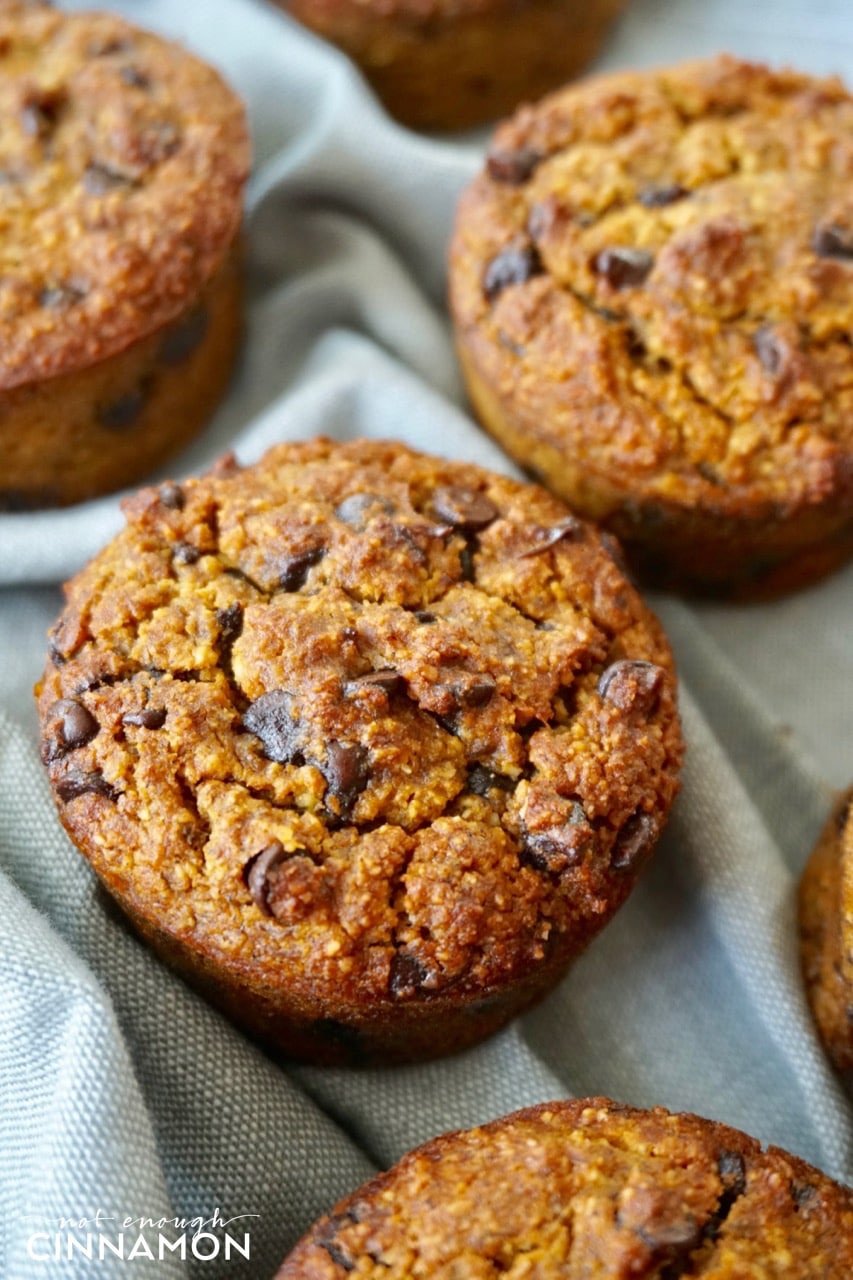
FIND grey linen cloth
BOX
[2,0,853,1274]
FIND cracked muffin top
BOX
[450,56,853,511]
[36,439,682,1010]
[276,1098,853,1278]
[0,0,248,388]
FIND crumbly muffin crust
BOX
[450,56,853,596]
[277,1098,853,1277]
[799,788,853,1073]
[36,439,682,1064]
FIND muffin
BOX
[449,56,853,597]
[275,0,628,132]
[35,438,682,1066]
[799,788,853,1073]
[277,1098,853,1276]
[0,2,249,511]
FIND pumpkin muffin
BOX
[277,1098,853,1277]
[0,1,249,511]
[36,438,682,1065]
[275,0,628,132]
[799,788,853,1074]
[449,56,853,597]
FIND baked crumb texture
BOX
[450,57,853,597]
[0,1,248,509]
[277,1098,853,1278]
[276,0,627,132]
[799,788,853,1073]
[37,439,683,1065]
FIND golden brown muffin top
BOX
[278,1098,853,1278]
[36,439,682,1012]
[0,1,248,388]
[450,56,853,512]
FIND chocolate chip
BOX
[83,162,135,195]
[334,492,395,530]
[486,145,543,184]
[42,698,99,762]
[172,542,200,565]
[598,660,665,716]
[754,326,785,376]
[322,742,369,817]
[119,66,150,90]
[244,841,287,916]
[279,546,325,592]
[243,690,305,763]
[593,247,654,288]
[414,610,436,624]
[56,769,118,803]
[813,223,853,261]
[344,670,403,696]
[215,603,243,652]
[638,183,687,207]
[316,1230,355,1273]
[431,485,498,530]
[39,283,86,309]
[637,1218,701,1252]
[520,516,584,557]
[389,951,429,998]
[717,1150,746,1195]
[21,88,64,139]
[521,805,591,874]
[467,764,514,795]
[159,306,209,364]
[611,811,658,872]
[459,541,476,582]
[98,387,147,430]
[157,482,184,510]
[122,707,166,730]
[483,244,542,302]
[456,674,496,708]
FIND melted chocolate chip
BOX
[520,516,584,557]
[483,244,542,302]
[157,482,184,510]
[456,674,496,708]
[122,707,167,730]
[244,841,287,916]
[215,603,243,653]
[611,811,658,872]
[119,66,151,90]
[242,690,304,764]
[467,764,514,796]
[389,951,429,998]
[56,769,118,803]
[414,610,436,624]
[323,742,369,818]
[39,283,86,309]
[486,145,543,184]
[83,162,135,195]
[172,541,200,565]
[593,246,654,288]
[754,326,785,376]
[43,698,99,762]
[344,670,403,696]
[98,387,147,430]
[459,541,476,582]
[278,546,325,592]
[431,485,498,530]
[813,223,853,261]
[638,183,687,207]
[334,492,395,529]
[521,805,591,874]
[159,306,209,364]
[598,660,664,716]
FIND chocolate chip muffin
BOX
[0,2,249,510]
[36,438,682,1065]
[277,1098,853,1277]
[799,788,853,1074]
[275,0,628,132]
[449,57,853,597]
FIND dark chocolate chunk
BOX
[323,742,369,817]
[172,541,200,565]
[467,764,514,796]
[638,183,687,208]
[486,145,543,185]
[431,485,498,530]
[334,492,395,529]
[813,222,853,261]
[244,841,287,916]
[754,326,785,376]
[389,951,429,998]
[242,690,304,764]
[598,659,664,716]
[122,707,167,730]
[414,610,436,624]
[278,546,325,592]
[56,769,118,803]
[119,66,151,90]
[39,283,85,309]
[521,805,591,874]
[717,1150,746,1195]
[157,482,184,510]
[593,246,654,288]
[83,162,135,195]
[344,670,403,696]
[611,810,658,872]
[42,698,99,762]
[159,306,209,364]
[98,387,147,431]
[483,244,542,302]
[520,516,584,557]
